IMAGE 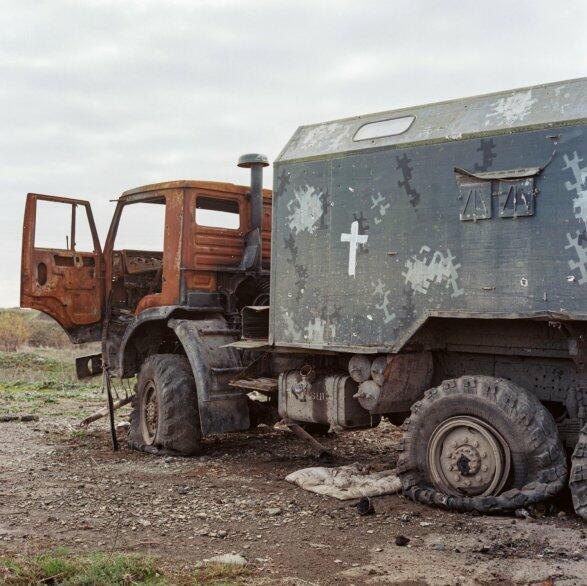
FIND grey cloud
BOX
[1,0,586,305]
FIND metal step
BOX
[198,328,241,337]
[229,377,278,393]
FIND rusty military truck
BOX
[21,78,587,519]
[21,156,273,453]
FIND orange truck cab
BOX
[21,157,272,385]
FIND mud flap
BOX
[76,353,103,379]
[168,317,250,436]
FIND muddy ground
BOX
[0,351,586,585]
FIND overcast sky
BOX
[1,0,586,307]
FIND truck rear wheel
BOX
[128,354,201,456]
[570,424,587,520]
[397,376,567,514]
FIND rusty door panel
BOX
[184,271,217,292]
[160,189,183,306]
[261,202,271,264]
[20,193,103,342]
[194,235,245,267]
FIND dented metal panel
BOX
[20,193,104,342]
[270,79,587,353]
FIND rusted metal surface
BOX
[229,377,278,393]
[21,181,272,342]
[351,352,433,413]
[278,369,378,430]
[241,305,269,339]
[168,317,250,436]
[20,193,103,342]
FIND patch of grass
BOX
[0,551,255,585]
[0,347,104,415]
[195,563,252,585]
[0,550,165,585]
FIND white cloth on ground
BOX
[285,463,401,500]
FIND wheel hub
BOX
[428,416,511,497]
[140,383,159,445]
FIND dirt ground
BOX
[0,351,586,585]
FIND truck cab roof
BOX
[120,180,271,201]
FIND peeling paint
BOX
[282,308,303,341]
[474,138,497,172]
[294,121,355,153]
[370,192,391,225]
[565,231,587,285]
[396,154,420,208]
[373,279,396,324]
[305,316,326,343]
[403,246,463,297]
[563,151,587,227]
[485,90,537,126]
[287,185,324,235]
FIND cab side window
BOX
[195,197,240,230]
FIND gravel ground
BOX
[0,391,586,585]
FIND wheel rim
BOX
[140,382,158,445]
[427,416,511,497]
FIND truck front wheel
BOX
[128,354,201,456]
[397,376,567,514]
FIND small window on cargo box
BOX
[195,197,240,230]
[353,116,415,141]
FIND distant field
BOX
[0,308,70,350]
[0,348,105,418]
[0,308,105,418]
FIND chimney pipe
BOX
[238,153,269,267]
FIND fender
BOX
[168,317,250,436]
[115,305,222,377]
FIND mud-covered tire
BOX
[397,376,567,514]
[128,354,201,456]
[570,424,587,521]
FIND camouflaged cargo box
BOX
[269,78,587,353]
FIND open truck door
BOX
[21,193,103,343]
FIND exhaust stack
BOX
[238,153,269,269]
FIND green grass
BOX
[0,550,165,585]
[0,550,253,585]
[0,349,103,416]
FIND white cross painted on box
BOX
[341,221,368,276]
